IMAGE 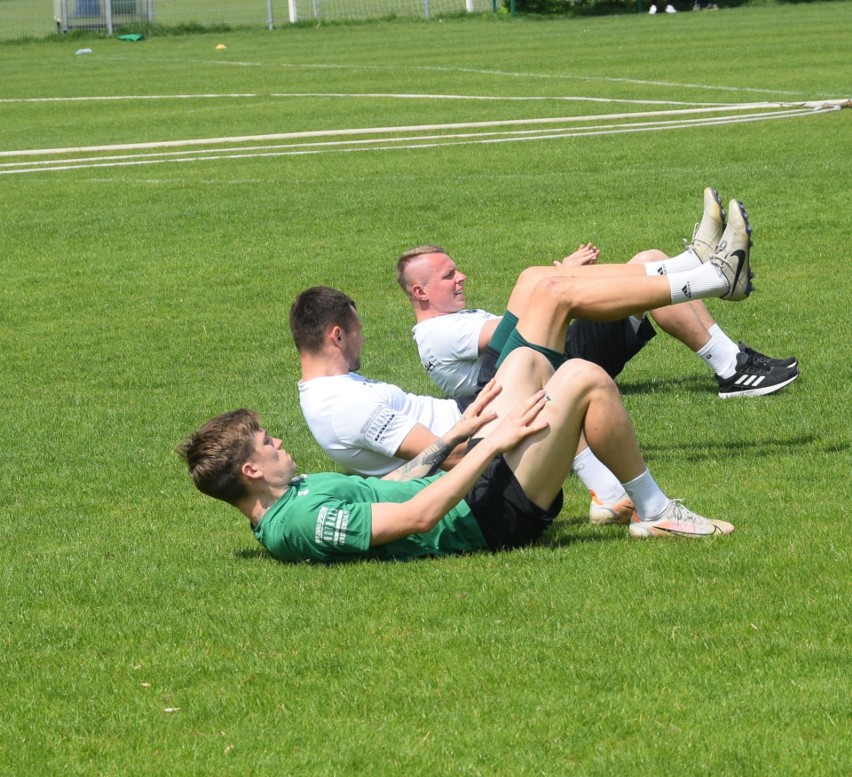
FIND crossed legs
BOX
[504,250,720,353]
[476,349,646,511]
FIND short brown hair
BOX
[289,286,358,353]
[396,244,446,296]
[176,409,261,506]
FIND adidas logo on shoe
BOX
[733,373,766,388]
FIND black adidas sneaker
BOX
[717,349,799,398]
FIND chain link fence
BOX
[0,0,498,42]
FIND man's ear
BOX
[411,282,429,303]
[329,325,344,346]
[241,461,262,481]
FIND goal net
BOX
[287,0,496,23]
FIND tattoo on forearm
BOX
[385,438,456,481]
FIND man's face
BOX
[247,430,297,487]
[414,253,468,314]
[339,312,364,372]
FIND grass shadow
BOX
[617,374,717,396]
[640,433,845,463]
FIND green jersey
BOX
[252,472,489,563]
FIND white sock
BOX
[708,323,739,350]
[667,262,728,304]
[643,248,702,277]
[622,469,669,521]
[696,327,741,378]
[573,448,628,504]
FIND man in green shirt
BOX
[178,343,735,563]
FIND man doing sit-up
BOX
[178,347,735,564]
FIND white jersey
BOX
[412,309,500,398]
[298,372,462,477]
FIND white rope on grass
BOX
[0,93,727,107]
[1,99,846,160]
[0,106,822,171]
[0,100,845,175]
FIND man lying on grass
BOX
[398,188,797,405]
[394,193,798,525]
[178,350,735,563]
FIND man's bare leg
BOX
[480,349,735,538]
[503,260,648,320]
[501,356,646,510]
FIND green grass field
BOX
[1,4,850,774]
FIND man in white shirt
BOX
[395,190,797,523]
[293,286,470,477]
[292,199,754,527]
[401,188,798,404]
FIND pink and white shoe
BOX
[629,500,734,538]
[589,492,636,526]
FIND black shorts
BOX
[460,315,655,410]
[464,452,563,551]
[471,316,656,396]
[467,345,502,406]
[565,316,656,379]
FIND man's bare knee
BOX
[515,266,554,293]
[529,275,580,318]
[548,358,615,398]
[497,347,552,378]
[628,249,667,265]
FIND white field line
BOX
[1,101,842,160]
[64,55,808,97]
[414,66,808,96]
[0,92,728,107]
[0,105,839,176]
[200,59,809,96]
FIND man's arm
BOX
[383,381,500,482]
[388,424,466,479]
[371,390,548,545]
[477,318,501,355]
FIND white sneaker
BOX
[665,3,677,11]
[688,186,726,264]
[589,492,635,526]
[648,4,658,13]
[629,500,734,539]
[710,199,753,301]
